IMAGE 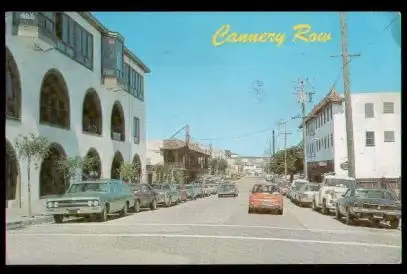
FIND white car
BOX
[312,175,356,214]
[289,179,309,201]
[295,182,321,207]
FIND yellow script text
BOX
[292,24,332,43]
[212,24,286,47]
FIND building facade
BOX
[304,89,401,186]
[6,12,150,209]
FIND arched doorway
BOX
[39,69,70,129]
[82,148,102,180]
[6,139,19,208]
[82,89,103,135]
[132,154,142,183]
[111,151,124,179]
[6,47,22,120]
[110,101,125,142]
[39,143,68,197]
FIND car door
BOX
[121,183,135,208]
[109,182,120,212]
[317,179,326,206]
[141,185,152,206]
[145,184,155,203]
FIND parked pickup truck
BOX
[312,174,356,214]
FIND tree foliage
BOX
[210,157,228,174]
[265,144,304,175]
[14,133,51,217]
[14,133,51,169]
[118,162,138,182]
[56,156,98,180]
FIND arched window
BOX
[39,143,68,197]
[82,148,102,180]
[6,48,21,120]
[82,89,103,135]
[110,101,125,141]
[111,151,124,179]
[39,69,70,129]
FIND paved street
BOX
[7,177,401,264]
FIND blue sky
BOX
[93,12,401,156]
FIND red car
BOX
[248,184,284,215]
[176,185,188,202]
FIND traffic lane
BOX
[11,223,401,246]
[6,232,400,264]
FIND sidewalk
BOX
[6,202,54,231]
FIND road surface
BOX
[6,177,401,264]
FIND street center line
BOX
[7,233,401,249]
[30,223,401,236]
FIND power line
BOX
[327,13,399,91]
[190,125,275,141]
[190,14,398,143]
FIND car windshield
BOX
[221,185,234,190]
[293,182,307,190]
[152,184,163,190]
[175,185,181,190]
[252,185,279,194]
[355,189,397,200]
[309,185,321,191]
[186,185,193,189]
[130,185,141,192]
[68,183,108,193]
[163,185,171,190]
[326,178,355,188]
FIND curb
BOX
[6,215,54,231]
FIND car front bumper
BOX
[349,207,401,219]
[46,206,103,216]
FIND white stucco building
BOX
[5,12,150,209]
[303,89,401,185]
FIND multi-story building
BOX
[160,139,211,182]
[5,12,150,209]
[303,89,401,188]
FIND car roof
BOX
[76,179,117,184]
[293,179,309,183]
[325,175,355,180]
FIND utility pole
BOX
[277,120,292,179]
[293,79,315,181]
[339,12,356,178]
[272,130,276,156]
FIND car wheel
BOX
[278,209,284,215]
[99,207,108,222]
[165,197,171,207]
[322,200,328,215]
[53,214,63,224]
[312,199,318,211]
[335,205,341,220]
[134,200,141,213]
[371,219,381,227]
[389,219,399,229]
[345,208,354,226]
[298,202,302,207]
[150,199,157,210]
[120,202,128,216]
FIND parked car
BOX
[335,188,401,228]
[194,183,204,198]
[218,184,238,198]
[185,184,198,200]
[203,185,211,197]
[151,183,180,207]
[248,183,283,215]
[128,184,158,213]
[312,175,356,214]
[175,184,188,202]
[295,182,321,207]
[289,179,309,202]
[45,179,134,223]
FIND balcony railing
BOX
[12,12,56,42]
